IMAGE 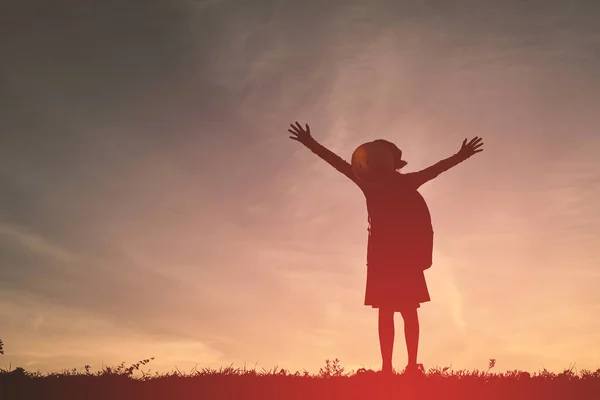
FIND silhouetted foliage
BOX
[1,358,600,400]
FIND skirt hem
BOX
[364,299,429,311]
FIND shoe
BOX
[403,363,425,376]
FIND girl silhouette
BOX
[287,121,483,375]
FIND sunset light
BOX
[2,0,600,388]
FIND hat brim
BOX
[397,160,408,169]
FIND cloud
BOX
[0,294,223,373]
[0,223,77,264]
[1,0,599,375]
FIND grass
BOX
[1,357,600,400]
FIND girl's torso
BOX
[360,173,433,268]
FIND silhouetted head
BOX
[372,139,408,170]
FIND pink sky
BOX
[1,0,600,375]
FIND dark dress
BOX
[362,175,433,310]
[306,138,462,312]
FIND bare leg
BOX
[378,308,395,372]
[400,308,420,366]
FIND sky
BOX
[1,0,600,375]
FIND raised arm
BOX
[405,137,484,189]
[288,121,360,185]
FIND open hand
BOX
[288,121,313,145]
[457,137,484,160]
